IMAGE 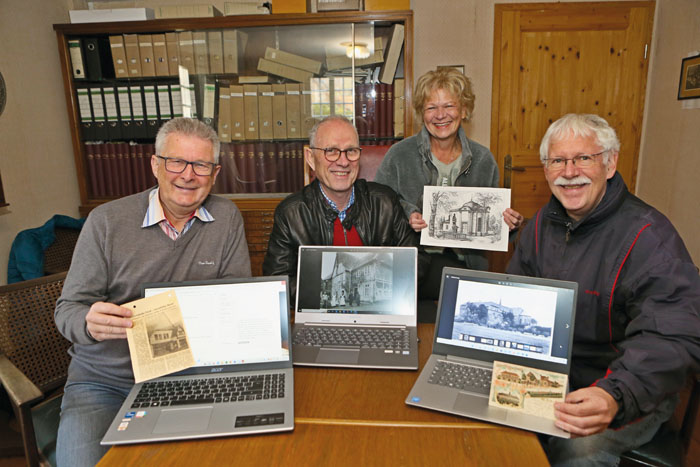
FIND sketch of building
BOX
[440,199,492,237]
[421,186,511,252]
[320,252,392,307]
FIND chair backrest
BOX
[0,272,70,394]
[43,228,80,275]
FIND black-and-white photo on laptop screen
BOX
[435,269,576,373]
[296,246,416,318]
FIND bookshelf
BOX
[53,11,414,275]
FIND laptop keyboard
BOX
[428,360,492,395]
[293,326,411,353]
[130,373,285,408]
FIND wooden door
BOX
[488,2,654,272]
[490,1,655,218]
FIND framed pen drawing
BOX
[678,54,700,100]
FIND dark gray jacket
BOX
[507,172,700,427]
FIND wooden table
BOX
[98,324,548,466]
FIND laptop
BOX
[406,267,577,438]
[101,276,294,445]
[293,246,419,370]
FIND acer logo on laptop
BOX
[210,367,224,373]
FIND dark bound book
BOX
[213,142,228,194]
[386,83,394,139]
[265,142,278,193]
[365,84,377,139]
[117,142,133,196]
[143,143,157,188]
[85,143,100,198]
[378,83,387,138]
[102,143,116,197]
[255,142,266,193]
[245,142,257,193]
[233,143,246,193]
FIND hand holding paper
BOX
[123,291,195,383]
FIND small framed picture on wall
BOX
[678,54,700,100]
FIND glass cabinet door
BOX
[59,14,408,202]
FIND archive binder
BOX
[109,35,129,78]
[102,85,122,140]
[89,87,107,140]
[116,86,134,138]
[129,85,148,139]
[156,84,173,129]
[123,34,142,77]
[76,85,94,140]
[152,34,170,77]
[143,84,160,138]
[138,34,157,77]
[68,39,86,80]
[83,37,115,80]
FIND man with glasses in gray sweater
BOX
[55,117,251,466]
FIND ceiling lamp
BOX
[342,42,370,59]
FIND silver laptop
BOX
[293,246,418,370]
[101,276,294,445]
[406,267,577,438]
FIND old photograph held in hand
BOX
[488,360,567,419]
[124,291,195,383]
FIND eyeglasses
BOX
[156,156,218,176]
[309,147,362,162]
[543,151,606,171]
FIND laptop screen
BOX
[143,277,290,369]
[296,246,417,317]
[434,268,576,371]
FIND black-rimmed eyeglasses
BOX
[309,147,362,162]
[543,151,606,171]
[156,156,218,176]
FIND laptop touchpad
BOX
[453,392,508,422]
[153,407,213,434]
[317,348,360,364]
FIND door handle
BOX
[503,155,526,188]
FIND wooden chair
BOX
[43,227,80,275]
[620,374,700,467]
[0,272,70,467]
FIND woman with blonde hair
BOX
[375,67,522,299]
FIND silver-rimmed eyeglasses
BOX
[309,146,362,162]
[543,151,606,171]
[156,156,218,176]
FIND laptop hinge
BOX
[302,322,406,329]
[445,355,491,368]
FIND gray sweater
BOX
[374,126,499,270]
[55,189,251,389]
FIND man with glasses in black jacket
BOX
[263,116,424,293]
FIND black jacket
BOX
[507,172,700,427]
[263,179,425,292]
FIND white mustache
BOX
[554,175,592,186]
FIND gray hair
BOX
[155,117,221,163]
[539,113,620,165]
[308,115,358,147]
